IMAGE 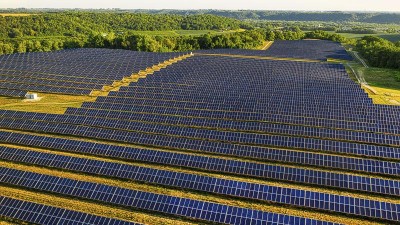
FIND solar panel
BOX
[0,115,398,162]
[0,110,398,177]
[0,88,26,97]
[0,145,398,221]
[0,196,139,225]
[0,48,184,96]
[0,167,340,225]
[195,40,353,61]
[0,43,398,225]
[0,131,397,197]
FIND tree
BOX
[265,30,275,41]
[16,41,27,53]
[8,28,23,38]
[0,43,14,54]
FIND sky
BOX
[1,0,400,12]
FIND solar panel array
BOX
[0,88,26,97]
[0,167,340,225]
[0,196,140,225]
[0,41,399,225]
[265,40,353,61]
[0,48,182,96]
[195,40,353,61]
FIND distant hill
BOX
[129,10,400,24]
[2,9,399,24]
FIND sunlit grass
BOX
[0,13,33,17]
[0,93,96,114]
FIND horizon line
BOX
[1,8,400,13]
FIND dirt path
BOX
[261,41,274,50]
[353,51,369,68]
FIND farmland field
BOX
[0,40,399,225]
[326,31,400,42]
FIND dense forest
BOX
[356,36,400,69]
[0,12,309,53]
[0,12,243,38]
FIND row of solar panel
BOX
[0,69,115,85]
[138,73,358,87]
[0,196,139,225]
[0,146,397,222]
[110,92,369,107]
[0,48,183,61]
[136,76,361,92]
[123,85,368,107]
[3,109,400,151]
[0,167,336,225]
[131,76,363,93]
[0,113,397,177]
[111,86,374,104]
[266,40,353,61]
[80,102,400,134]
[0,88,27,97]
[64,107,400,142]
[82,100,398,125]
[0,116,398,163]
[143,57,352,78]
[82,103,398,149]
[0,49,183,79]
[0,130,397,197]
[90,97,400,124]
[0,83,91,95]
[195,40,353,61]
[129,73,360,88]
[138,57,354,82]
[100,91,374,109]
[0,76,104,90]
[0,49,187,96]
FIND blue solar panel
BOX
[0,196,140,225]
[0,48,183,95]
[195,40,353,61]
[0,88,26,97]
[0,167,340,225]
[0,145,398,222]
[0,43,398,225]
[0,131,397,197]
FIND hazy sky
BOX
[1,0,400,12]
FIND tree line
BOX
[0,25,314,54]
[356,36,400,69]
[0,12,243,39]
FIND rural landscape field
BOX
[0,0,400,225]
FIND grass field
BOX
[351,63,400,105]
[326,31,400,42]
[0,93,96,114]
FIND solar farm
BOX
[0,40,399,225]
